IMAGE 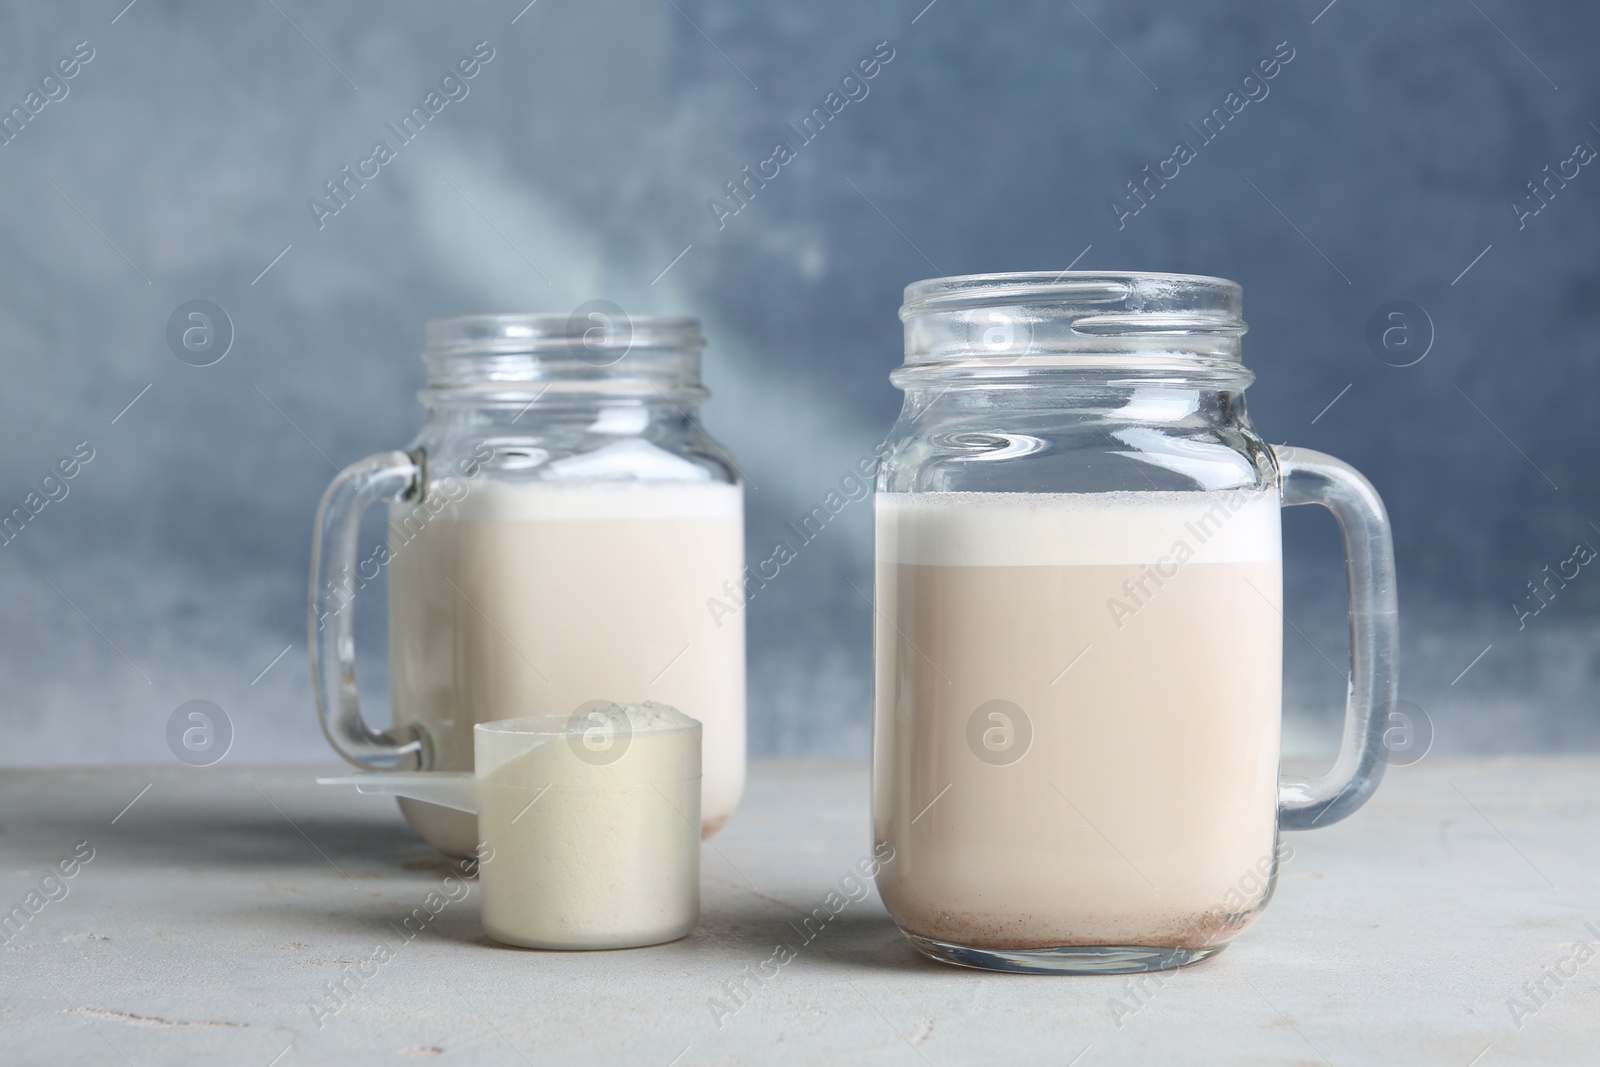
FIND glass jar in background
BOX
[310,312,745,857]
[872,272,1398,973]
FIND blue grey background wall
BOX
[1,0,1595,762]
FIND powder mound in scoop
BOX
[581,701,699,732]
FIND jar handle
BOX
[1273,445,1399,830]
[308,450,426,770]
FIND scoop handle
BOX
[317,772,480,814]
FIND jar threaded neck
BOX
[897,272,1248,384]
[421,313,708,404]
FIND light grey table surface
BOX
[1,757,1596,1066]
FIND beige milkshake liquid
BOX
[390,480,743,856]
[873,490,1283,949]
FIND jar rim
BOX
[424,312,705,356]
[900,270,1243,320]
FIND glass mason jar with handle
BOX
[310,313,745,858]
[873,272,1397,974]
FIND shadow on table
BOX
[302,879,944,974]
[684,891,937,975]
[98,814,429,870]
[305,879,926,957]
[29,772,447,882]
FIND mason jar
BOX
[310,312,745,857]
[872,272,1398,973]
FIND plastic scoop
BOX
[321,701,701,950]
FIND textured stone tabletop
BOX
[1,758,1596,1065]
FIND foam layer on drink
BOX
[451,477,743,522]
[876,489,1281,566]
[390,478,744,857]
[873,490,1284,950]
